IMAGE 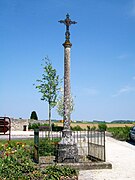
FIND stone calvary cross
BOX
[57,14,78,163]
[59,13,77,131]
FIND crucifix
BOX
[59,13,77,43]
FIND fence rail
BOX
[88,130,105,162]
[34,129,105,163]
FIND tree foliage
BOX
[30,111,38,120]
[35,57,61,128]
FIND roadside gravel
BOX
[79,136,135,180]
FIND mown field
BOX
[54,122,135,129]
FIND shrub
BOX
[107,126,130,141]
[0,141,78,180]
[52,123,63,131]
[0,141,36,179]
[87,125,97,130]
[43,165,78,180]
[98,123,107,131]
[39,137,61,156]
[30,111,38,120]
[39,138,55,156]
[71,125,84,131]
[28,123,49,130]
[28,123,40,130]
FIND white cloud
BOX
[112,85,135,97]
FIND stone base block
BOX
[57,143,79,163]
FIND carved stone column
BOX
[63,42,71,131]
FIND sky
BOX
[1,0,135,122]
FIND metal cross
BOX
[59,14,77,42]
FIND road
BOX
[79,136,135,180]
[0,131,34,140]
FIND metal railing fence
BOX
[34,129,105,163]
[88,130,105,162]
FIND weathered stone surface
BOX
[57,143,79,163]
[11,119,49,131]
[60,176,78,180]
[11,118,28,131]
[39,156,55,164]
[40,162,112,170]
[60,129,74,145]
[63,46,71,130]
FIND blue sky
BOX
[1,0,135,122]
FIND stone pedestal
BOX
[57,130,79,163]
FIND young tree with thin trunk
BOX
[35,57,61,130]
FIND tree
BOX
[35,57,61,130]
[30,111,38,120]
[56,88,74,119]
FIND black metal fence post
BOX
[103,131,106,162]
[88,130,90,155]
[34,128,39,163]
